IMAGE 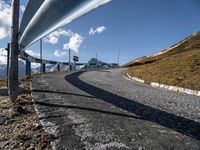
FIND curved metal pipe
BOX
[19,0,45,36]
[19,0,111,51]
[19,51,85,66]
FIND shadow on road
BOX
[64,71,200,141]
[32,89,96,99]
[35,101,145,120]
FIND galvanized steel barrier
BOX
[8,0,111,102]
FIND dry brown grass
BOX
[127,33,200,91]
[0,80,6,88]
[0,78,54,149]
[0,95,55,149]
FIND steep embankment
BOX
[124,32,200,90]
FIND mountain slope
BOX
[125,32,200,90]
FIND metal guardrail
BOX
[8,0,112,102]
[3,44,86,78]
[19,0,111,52]
[19,51,85,66]
[19,50,87,76]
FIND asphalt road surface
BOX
[32,68,200,150]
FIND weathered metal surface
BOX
[19,0,111,51]
[8,0,20,102]
[19,51,86,66]
[42,64,46,73]
[6,43,10,87]
[26,60,31,77]
[19,0,45,36]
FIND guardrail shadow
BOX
[32,89,96,99]
[65,71,200,141]
[35,101,145,120]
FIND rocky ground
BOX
[0,78,55,150]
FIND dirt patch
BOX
[0,79,55,149]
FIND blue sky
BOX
[0,0,200,66]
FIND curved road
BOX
[32,68,200,150]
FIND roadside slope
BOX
[124,32,200,90]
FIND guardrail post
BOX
[74,61,76,71]
[26,60,31,77]
[6,43,10,87]
[69,48,72,71]
[57,64,60,71]
[40,39,43,73]
[42,64,46,73]
[8,0,20,102]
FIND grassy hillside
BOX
[126,32,200,90]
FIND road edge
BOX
[124,72,200,97]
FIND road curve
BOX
[32,68,200,150]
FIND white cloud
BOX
[26,50,40,58]
[0,1,11,39]
[20,5,25,13]
[63,33,84,53]
[89,26,106,35]
[44,28,73,44]
[54,49,67,58]
[0,48,7,64]
[45,28,84,53]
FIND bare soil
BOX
[0,79,55,150]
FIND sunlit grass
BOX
[0,79,6,88]
[126,34,200,91]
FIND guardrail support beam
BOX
[8,0,20,102]
[74,61,76,71]
[40,39,43,73]
[42,64,46,73]
[26,60,31,77]
[6,43,10,87]
[57,64,60,71]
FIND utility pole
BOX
[8,0,20,102]
[40,38,43,73]
[96,53,98,68]
[117,50,120,67]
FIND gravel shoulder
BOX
[0,91,54,149]
[32,69,200,150]
[0,77,57,150]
